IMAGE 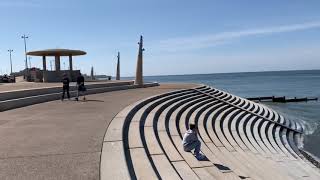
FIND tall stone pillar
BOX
[55,55,61,71]
[91,66,94,80]
[69,55,73,80]
[116,52,120,80]
[42,56,47,82]
[135,36,144,85]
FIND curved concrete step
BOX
[191,100,293,180]
[196,90,319,179]
[166,94,233,179]
[101,88,198,179]
[100,85,318,180]
[127,89,205,179]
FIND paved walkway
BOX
[0,84,197,180]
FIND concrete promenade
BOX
[0,84,197,180]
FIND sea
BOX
[134,70,320,158]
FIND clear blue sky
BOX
[0,0,320,76]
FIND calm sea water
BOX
[138,70,320,158]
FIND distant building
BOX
[29,67,43,82]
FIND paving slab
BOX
[192,167,216,180]
[128,122,143,148]
[151,154,181,179]
[144,127,163,155]
[172,161,200,180]
[158,131,183,161]
[130,148,158,179]
[104,117,125,142]
[101,141,130,180]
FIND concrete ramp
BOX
[0,81,158,112]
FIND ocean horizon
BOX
[122,69,320,79]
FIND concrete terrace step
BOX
[0,82,159,112]
[101,87,203,179]
[191,90,318,179]
[100,85,319,180]
[180,95,298,179]
[0,81,134,101]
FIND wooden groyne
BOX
[247,96,318,103]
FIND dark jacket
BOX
[62,77,70,87]
[77,75,84,85]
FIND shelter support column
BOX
[69,55,73,71]
[55,55,61,71]
[69,55,73,80]
[42,56,47,82]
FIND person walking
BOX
[182,124,206,160]
[75,73,86,101]
[61,73,70,100]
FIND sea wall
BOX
[0,81,159,112]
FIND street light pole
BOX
[21,34,29,79]
[8,49,13,74]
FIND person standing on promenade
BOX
[182,124,206,160]
[61,73,70,100]
[75,73,86,101]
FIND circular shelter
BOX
[27,49,86,82]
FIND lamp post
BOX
[21,34,29,79]
[8,49,13,74]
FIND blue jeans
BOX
[184,140,201,156]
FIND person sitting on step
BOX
[182,123,206,160]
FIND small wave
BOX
[297,134,304,149]
[264,103,319,135]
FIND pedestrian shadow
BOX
[198,156,210,161]
[82,99,105,103]
[213,163,231,171]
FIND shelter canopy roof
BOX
[27,49,86,56]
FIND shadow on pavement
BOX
[81,99,105,102]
